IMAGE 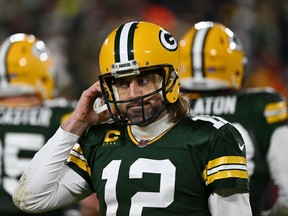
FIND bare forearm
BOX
[62,115,90,136]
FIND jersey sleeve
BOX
[65,143,93,188]
[261,89,287,125]
[199,116,249,193]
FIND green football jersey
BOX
[0,98,76,216]
[189,87,288,216]
[66,113,249,215]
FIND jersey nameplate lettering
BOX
[192,95,237,115]
[0,107,52,127]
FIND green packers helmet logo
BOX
[159,30,178,51]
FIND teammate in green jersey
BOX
[0,33,77,216]
[13,21,252,215]
[179,21,288,216]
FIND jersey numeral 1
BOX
[102,158,176,215]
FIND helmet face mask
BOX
[179,21,247,91]
[98,21,180,125]
[99,63,178,125]
[0,33,56,100]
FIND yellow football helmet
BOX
[179,21,247,91]
[99,21,180,124]
[0,33,56,99]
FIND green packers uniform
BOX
[0,98,75,216]
[188,87,288,215]
[66,113,249,215]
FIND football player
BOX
[0,33,76,216]
[13,21,252,215]
[179,21,288,216]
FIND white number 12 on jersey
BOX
[102,158,176,216]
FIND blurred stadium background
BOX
[0,0,287,100]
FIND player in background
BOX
[179,21,288,216]
[0,33,77,216]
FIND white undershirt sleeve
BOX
[262,125,288,216]
[13,127,93,214]
[208,192,252,216]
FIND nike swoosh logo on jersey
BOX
[238,143,245,151]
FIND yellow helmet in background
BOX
[0,33,56,99]
[179,21,247,91]
[98,21,180,124]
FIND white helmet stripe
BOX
[0,33,26,87]
[114,21,139,63]
[0,37,12,87]
[192,28,210,79]
[119,21,135,62]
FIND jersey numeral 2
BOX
[102,158,176,215]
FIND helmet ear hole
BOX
[169,70,177,80]
[166,70,180,103]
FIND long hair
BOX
[166,93,190,123]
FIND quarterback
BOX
[13,21,252,215]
